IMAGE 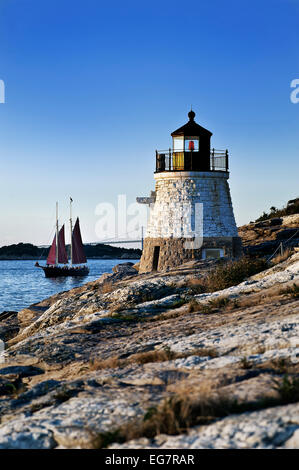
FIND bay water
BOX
[0,259,138,312]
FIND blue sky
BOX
[0,0,298,246]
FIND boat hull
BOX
[40,266,89,278]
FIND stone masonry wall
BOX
[146,171,238,239]
[139,171,242,273]
[139,236,242,273]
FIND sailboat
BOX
[36,200,89,278]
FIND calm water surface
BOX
[0,259,139,312]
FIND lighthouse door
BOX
[152,246,160,271]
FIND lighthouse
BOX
[137,110,242,273]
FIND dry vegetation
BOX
[279,283,299,298]
[89,347,218,371]
[187,297,235,314]
[271,248,293,265]
[96,371,299,448]
[100,282,114,294]
[188,256,268,294]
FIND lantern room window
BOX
[185,137,199,152]
[173,136,184,151]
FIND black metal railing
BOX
[155,148,229,173]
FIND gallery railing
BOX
[155,148,229,172]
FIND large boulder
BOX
[97,263,138,287]
[254,218,282,228]
[112,262,137,274]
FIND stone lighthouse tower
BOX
[138,110,242,273]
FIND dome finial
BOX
[188,108,195,121]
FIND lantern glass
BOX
[185,136,199,152]
[173,136,184,151]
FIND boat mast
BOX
[55,202,59,266]
[70,197,73,267]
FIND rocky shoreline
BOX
[0,250,298,448]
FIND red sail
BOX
[47,235,56,265]
[58,225,68,264]
[46,225,68,265]
[72,218,87,264]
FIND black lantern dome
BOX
[171,110,212,138]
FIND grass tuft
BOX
[240,356,253,370]
[121,393,239,441]
[274,374,299,404]
[271,249,293,265]
[89,346,218,371]
[279,283,299,299]
[208,297,231,309]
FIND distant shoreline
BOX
[0,256,140,261]
[0,242,142,261]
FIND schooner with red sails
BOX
[36,199,89,278]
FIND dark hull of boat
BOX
[41,266,89,278]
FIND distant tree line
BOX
[255,198,299,223]
[0,243,41,258]
[0,243,141,260]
